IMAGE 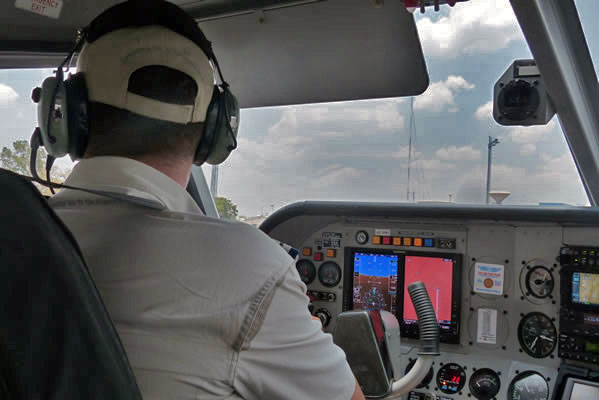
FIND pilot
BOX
[48,0,364,399]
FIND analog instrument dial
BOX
[296,259,316,285]
[469,368,500,400]
[518,312,557,358]
[507,371,549,400]
[318,261,342,287]
[525,266,554,298]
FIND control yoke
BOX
[333,281,440,398]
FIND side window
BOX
[0,69,73,194]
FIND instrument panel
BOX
[263,204,599,400]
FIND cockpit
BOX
[1,0,599,399]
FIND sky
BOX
[1,0,598,217]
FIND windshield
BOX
[205,0,594,219]
[0,1,595,216]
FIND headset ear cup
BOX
[36,76,70,158]
[204,86,240,165]
[64,73,90,159]
[194,86,220,165]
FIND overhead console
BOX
[261,202,599,400]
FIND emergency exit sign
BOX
[15,0,63,19]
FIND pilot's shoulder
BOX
[160,212,295,274]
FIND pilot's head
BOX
[79,1,211,164]
[71,0,238,167]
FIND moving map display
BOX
[352,252,398,313]
[572,272,599,305]
[403,255,454,325]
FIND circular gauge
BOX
[318,262,342,287]
[507,371,549,400]
[518,312,557,358]
[525,266,554,298]
[468,368,500,400]
[405,359,434,388]
[436,363,466,394]
[355,231,369,245]
[296,259,316,285]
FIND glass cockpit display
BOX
[402,255,454,325]
[345,249,462,344]
[572,272,599,305]
[352,252,398,313]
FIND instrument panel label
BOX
[375,229,391,236]
[321,232,342,248]
[15,0,63,19]
[473,262,505,295]
[477,308,498,344]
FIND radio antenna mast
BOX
[407,97,415,202]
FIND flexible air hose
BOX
[407,281,440,355]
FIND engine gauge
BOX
[296,259,316,285]
[436,363,466,394]
[525,266,554,298]
[318,262,342,287]
[405,359,434,388]
[507,371,549,400]
[518,312,557,358]
[469,368,500,400]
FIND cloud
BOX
[416,0,523,58]
[0,83,19,106]
[435,145,481,161]
[414,75,474,112]
[475,101,493,121]
[507,119,558,154]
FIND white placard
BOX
[375,229,391,236]
[15,0,63,19]
[473,262,505,295]
[477,308,498,344]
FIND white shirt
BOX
[49,156,355,400]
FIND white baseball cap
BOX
[76,25,215,124]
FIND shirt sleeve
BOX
[232,266,356,400]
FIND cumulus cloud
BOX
[414,75,475,112]
[416,0,523,58]
[435,145,481,161]
[475,101,493,121]
[508,119,557,154]
[0,83,19,106]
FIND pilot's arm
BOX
[233,265,365,400]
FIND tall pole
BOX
[210,165,219,200]
[486,136,500,204]
[407,97,414,201]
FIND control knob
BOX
[315,308,332,327]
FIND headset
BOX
[31,0,240,187]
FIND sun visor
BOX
[198,0,429,107]
[0,0,428,106]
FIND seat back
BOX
[0,169,142,399]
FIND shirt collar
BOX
[52,156,203,214]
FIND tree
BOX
[215,196,238,220]
[0,139,71,195]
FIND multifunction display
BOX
[344,249,462,344]
[403,255,454,326]
[572,272,599,305]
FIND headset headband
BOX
[86,0,214,57]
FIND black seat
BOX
[0,169,142,399]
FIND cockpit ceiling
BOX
[0,0,429,107]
